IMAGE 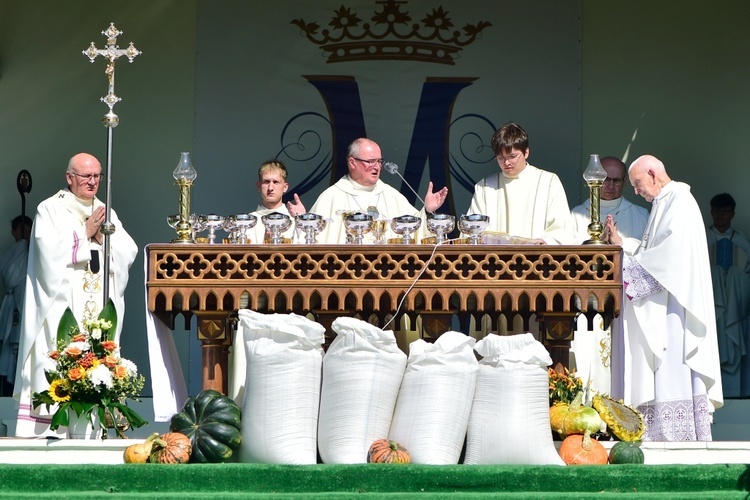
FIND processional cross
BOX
[82,23,140,304]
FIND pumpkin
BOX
[367,439,411,464]
[608,440,645,464]
[169,389,242,463]
[549,392,603,439]
[559,431,608,465]
[123,432,159,463]
[149,432,192,464]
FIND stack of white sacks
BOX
[231,310,563,465]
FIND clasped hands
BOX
[87,206,106,244]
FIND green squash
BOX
[608,440,645,464]
[169,389,242,463]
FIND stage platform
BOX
[2,397,749,466]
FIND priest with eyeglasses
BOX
[13,152,137,437]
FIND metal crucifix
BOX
[82,23,140,305]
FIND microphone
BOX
[382,161,426,208]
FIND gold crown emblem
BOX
[291,0,492,65]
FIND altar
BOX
[145,243,622,394]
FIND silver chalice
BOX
[199,214,225,244]
[426,213,456,244]
[295,213,326,244]
[261,212,292,244]
[344,212,373,244]
[391,214,422,244]
[229,213,257,244]
[458,214,490,244]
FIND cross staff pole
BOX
[83,23,140,305]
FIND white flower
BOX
[99,319,113,331]
[90,328,102,340]
[68,341,91,352]
[120,358,137,375]
[88,364,114,389]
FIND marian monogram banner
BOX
[193,0,583,217]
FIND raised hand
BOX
[286,193,306,217]
[424,181,449,213]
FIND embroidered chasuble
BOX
[618,181,722,441]
[13,189,137,437]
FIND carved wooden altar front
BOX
[146,244,622,394]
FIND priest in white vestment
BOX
[467,122,575,244]
[570,157,649,395]
[248,160,297,244]
[292,138,449,244]
[608,155,722,441]
[0,215,32,393]
[13,153,137,437]
[705,192,750,398]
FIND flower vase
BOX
[67,409,103,439]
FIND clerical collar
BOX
[501,163,529,180]
[600,197,623,210]
[347,175,376,192]
[711,226,735,239]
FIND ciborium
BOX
[261,212,292,244]
[391,214,422,244]
[458,214,490,244]
[426,213,455,244]
[295,213,326,244]
[344,212,374,244]
[199,214,225,244]
[229,213,257,244]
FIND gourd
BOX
[558,431,608,465]
[367,439,411,464]
[608,440,645,464]
[549,392,603,439]
[169,389,242,463]
[123,432,159,463]
[149,432,193,464]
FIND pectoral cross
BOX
[83,23,141,127]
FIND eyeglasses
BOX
[604,177,625,185]
[352,157,384,167]
[497,152,522,164]
[70,172,104,182]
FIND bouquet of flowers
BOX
[548,366,584,406]
[32,300,147,437]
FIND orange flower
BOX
[64,346,82,358]
[103,355,119,368]
[68,366,86,381]
[101,341,118,351]
[49,350,60,360]
[72,333,86,342]
[113,365,128,379]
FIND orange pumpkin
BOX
[367,439,411,464]
[559,432,608,465]
[149,432,193,464]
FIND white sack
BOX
[236,309,325,464]
[317,316,407,464]
[389,331,478,464]
[464,333,564,465]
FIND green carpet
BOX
[0,464,749,498]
